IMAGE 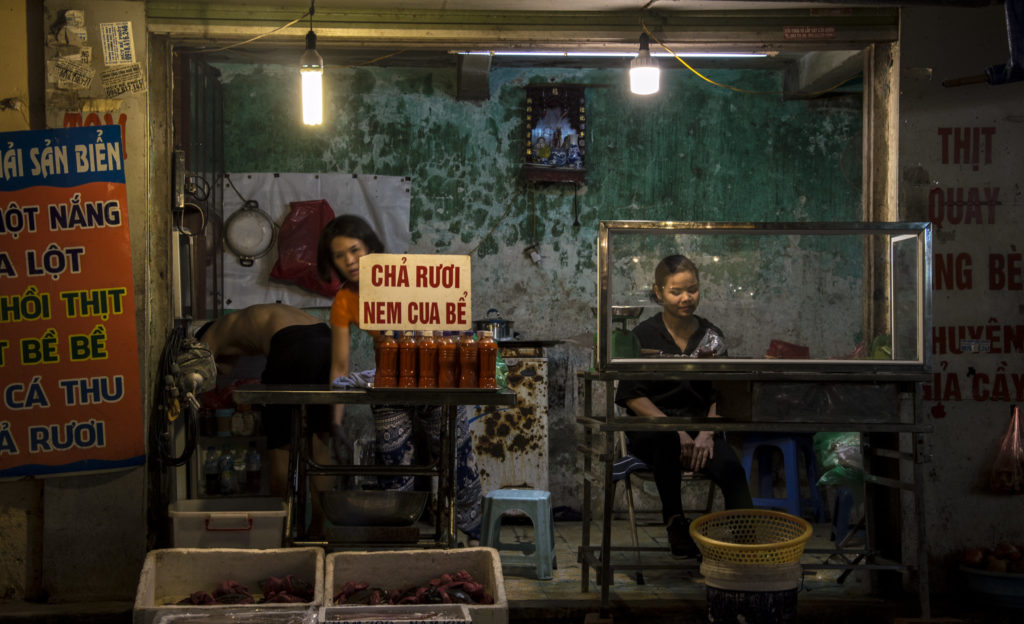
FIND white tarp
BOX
[221,172,411,309]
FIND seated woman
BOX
[614,254,753,558]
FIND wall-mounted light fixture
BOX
[300,0,323,125]
[629,33,660,95]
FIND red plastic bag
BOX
[990,405,1024,494]
[270,199,339,297]
[765,339,810,359]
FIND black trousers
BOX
[626,430,753,524]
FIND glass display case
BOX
[596,221,932,375]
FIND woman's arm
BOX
[330,323,352,382]
[626,396,698,468]
[329,324,352,448]
[624,396,665,419]
[689,401,721,471]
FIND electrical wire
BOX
[195,11,310,54]
[221,173,251,204]
[185,0,407,68]
[641,19,859,98]
[335,49,409,68]
[175,202,208,237]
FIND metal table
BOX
[575,369,934,619]
[232,384,515,548]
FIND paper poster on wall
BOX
[0,125,144,478]
[99,22,135,65]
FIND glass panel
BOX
[598,222,931,374]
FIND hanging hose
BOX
[149,322,203,467]
[147,321,209,550]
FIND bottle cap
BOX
[421,330,434,337]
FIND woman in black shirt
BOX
[615,255,753,557]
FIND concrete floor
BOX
[0,518,1019,624]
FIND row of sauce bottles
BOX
[374,330,499,389]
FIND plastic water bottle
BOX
[203,446,220,496]
[218,446,237,495]
[245,442,262,494]
[233,448,247,492]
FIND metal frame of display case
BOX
[233,384,515,549]
[596,221,933,374]
[576,369,933,620]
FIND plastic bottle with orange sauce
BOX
[375,331,398,387]
[477,330,498,389]
[457,331,479,388]
[398,331,419,388]
[417,330,438,388]
[438,332,458,388]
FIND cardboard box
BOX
[325,548,507,624]
[133,547,324,624]
[169,497,286,549]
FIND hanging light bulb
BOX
[300,2,323,125]
[629,33,660,95]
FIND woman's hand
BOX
[690,431,715,471]
[677,431,695,467]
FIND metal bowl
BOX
[321,490,428,527]
[612,306,645,320]
[590,306,646,321]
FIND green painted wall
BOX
[217,62,861,342]
[216,60,862,508]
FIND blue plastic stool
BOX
[741,433,826,522]
[480,489,557,580]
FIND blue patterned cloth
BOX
[331,369,376,388]
[371,404,482,540]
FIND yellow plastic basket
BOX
[689,509,813,565]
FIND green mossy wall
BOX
[217,62,861,342]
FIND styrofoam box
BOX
[325,548,507,624]
[169,497,286,549]
[153,606,319,623]
[133,547,324,624]
[323,603,470,623]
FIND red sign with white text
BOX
[0,126,143,477]
[358,253,472,332]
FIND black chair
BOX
[612,430,716,584]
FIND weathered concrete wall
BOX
[217,61,862,509]
[0,0,30,133]
[899,4,1024,597]
[0,0,42,604]
[31,0,151,603]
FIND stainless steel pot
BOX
[224,200,276,267]
[473,308,515,340]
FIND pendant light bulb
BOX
[629,33,660,95]
[300,26,324,125]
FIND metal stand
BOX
[575,370,933,620]
[233,384,515,549]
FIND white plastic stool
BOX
[479,489,557,580]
